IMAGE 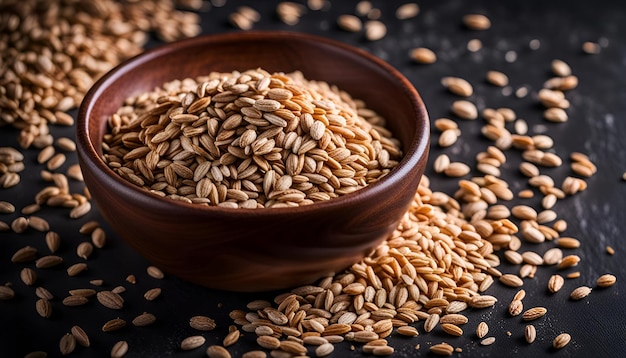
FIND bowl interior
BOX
[80,31,429,214]
[77,31,430,290]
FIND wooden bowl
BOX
[76,31,429,291]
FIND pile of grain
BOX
[0,0,201,151]
[102,69,402,208]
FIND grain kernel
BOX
[451,100,478,120]
[553,333,571,349]
[462,14,491,30]
[596,274,617,288]
[410,47,437,64]
[525,325,536,343]
[570,286,592,300]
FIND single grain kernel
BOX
[522,307,547,321]
[570,286,592,300]
[462,14,491,30]
[525,325,536,343]
[451,100,478,120]
[486,71,509,87]
[596,274,617,288]
[553,333,571,349]
[410,47,437,64]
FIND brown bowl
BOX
[76,31,429,291]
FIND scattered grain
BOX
[566,271,581,279]
[430,342,454,356]
[410,47,437,64]
[206,345,232,358]
[451,100,478,120]
[597,274,617,288]
[71,325,90,348]
[337,14,362,32]
[20,268,37,286]
[187,315,216,331]
[132,312,157,327]
[91,227,106,248]
[396,3,420,19]
[67,263,88,277]
[0,201,16,214]
[444,162,471,177]
[97,290,124,310]
[36,298,52,318]
[0,286,15,300]
[396,326,419,337]
[59,333,76,356]
[570,286,592,300]
[553,333,571,349]
[462,14,491,30]
[500,274,524,288]
[438,129,459,147]
[69,202,91,219]
[544,108,568,123]
[35,287,54,300]
[442,76,474,97]
[102,318,127,332]
[525,324,536,343]
[557,255,581,269]
[111,341,129,358]
[147,266,165,279]
[582,42,601,54]
[365,20,387,41]
[522,307,547,321]
[548,274,565,293]
[35,255,63,269]
[508,300,523,316]
[62,295,89,307]
[433,154,451,173]
[181,336,206,350]
[475,322,489,339]
[486,71,509,87]
[441,323,463,337]
[467,39,483,52]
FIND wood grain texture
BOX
[76,31,429,291]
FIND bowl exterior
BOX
[77,31,429,291]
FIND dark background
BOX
[1,0,625,357]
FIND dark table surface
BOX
[2,0,626,357]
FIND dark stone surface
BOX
[1,1,625,357]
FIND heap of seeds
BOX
[0,0,201,149]
[225,173,504,356]
[102,68,402,208]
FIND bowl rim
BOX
[77,30,429,216]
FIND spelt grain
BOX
[525,324,536,343]
[430,342,454,356]
[59,333,76,355]
[111,341,129,358]
[570,286,592,300]
[36,298,52,318]
[596,274,617,288]
[486,71,509,87]
[462,14,491,30]
[522,307,547,321]
[451,100,478,120]
[132,312,157,327]
[553,333,571,349]
[410,48,437,64]
[396,3,420,19]
[102,318,127,332]
[71,325,90,348]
